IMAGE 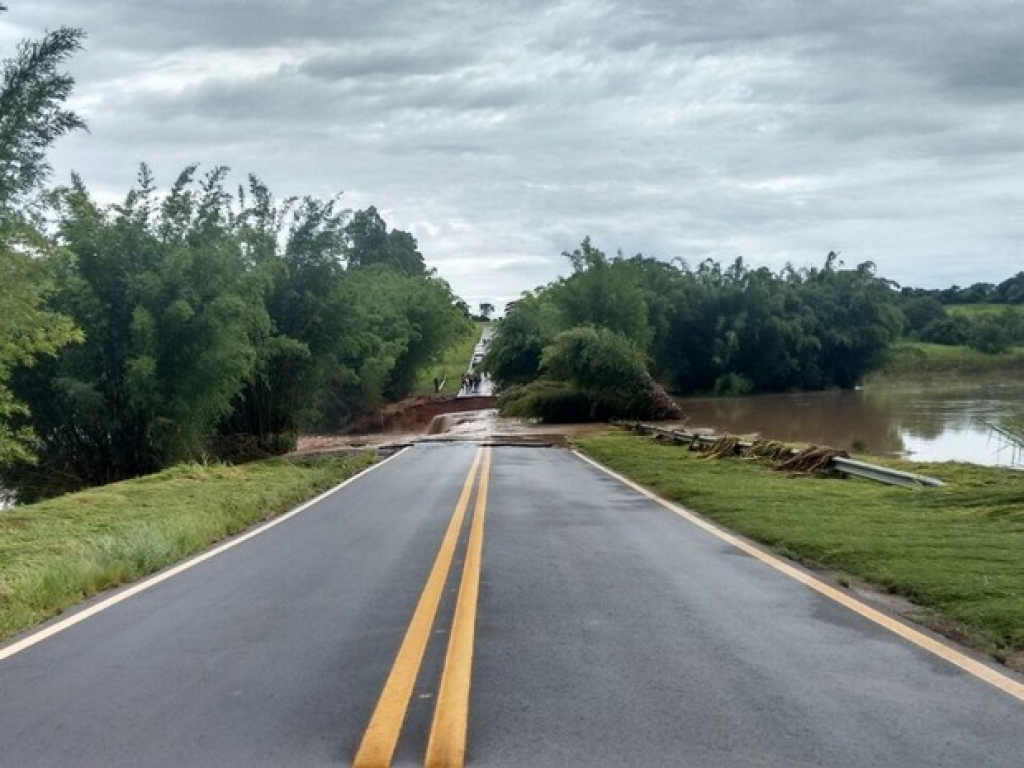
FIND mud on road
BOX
[292,399,611,457]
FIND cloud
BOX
[296,46,471,81]
[3,0,1022,312]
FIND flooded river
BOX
[674,379,1024,468]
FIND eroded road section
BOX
[1,444,1022,767]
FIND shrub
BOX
[968,317,1012,354]
[919,316,971,345]
[496,326,682,422]
[497,381,594,422]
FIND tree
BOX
[498,326,679,422]
[345,206,427,276]
[788,255,902,389]
[479,302,494,320]
[0,238,82,464]
[541,326,651,412]
[996,272,1024,304]
[7,169,267,497]
[261,200,469,428]
[0,18,476,498]
[900,296,946,339]
[0,23,85,466]
[968,315,1012,354]
[484,293,562,388]
[549,238,652,349]
[1,26,86,214]
[919,315,970,345]
[487,241,904,406]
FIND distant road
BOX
[2,444,1021,767]
[458,326,493,397]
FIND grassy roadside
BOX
[574,431,1024,669]
[0,453,377,643]
[871,341,1024,379]
[411,322,486,396]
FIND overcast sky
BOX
[3,1,1022,311]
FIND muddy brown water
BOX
[672,379,1024,467]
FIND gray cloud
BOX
[296,46,472,81]
[3,0,1022,312]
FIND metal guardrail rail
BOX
[614,421,944,489]
[830,457,943,488]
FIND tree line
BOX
[1,24,470,501]
[901,274,1024,306]
[897,286,1024,354]
[488,241,1023,422]
[486,240,907,421]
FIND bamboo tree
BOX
[0,24,85,466]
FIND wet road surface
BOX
[2,443,1022,767]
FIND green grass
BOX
[575,431,1024,665]
[946,303,1024,320]
[0,453,376,642]
[411,322,487,396]
[871,341,1024,378]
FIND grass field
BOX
[946,303,1024,320]
[575,431,1024,668]
[0,453,376,643]
[411,322,486,396]
[871,341,1024,378]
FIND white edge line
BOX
[0,447,409,663]
[572,448,1024,703]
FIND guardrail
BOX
[829,457,943,488]
[613,421,944,489]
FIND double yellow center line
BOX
[353,447,492,768]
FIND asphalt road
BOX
[1,443,1021,767]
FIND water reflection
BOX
[673,380,1024,467]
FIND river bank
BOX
[672,374,1024,468]
[583,342,1024,467]
[869,341,1024,379]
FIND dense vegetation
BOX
[1,26,86,468]
[901,274,1024,306]
[0,23,470,501]
[896,294,1024,353]
[487,240,904,419]
[488,241,1023,420]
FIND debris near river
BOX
[776,445,849,474]
[700,434,845,475]
[742,439,792,462]
[705,435,743,459]
[615,421,944,488]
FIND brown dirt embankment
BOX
[380,395,495,432]
[294,396,496,456]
